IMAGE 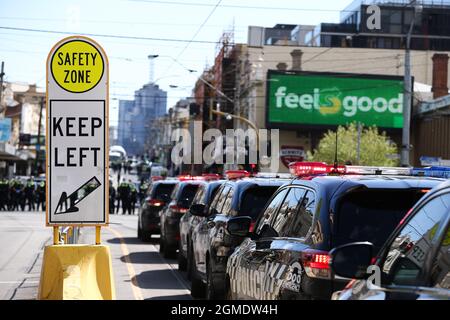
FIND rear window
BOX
[239,186,279,220]
[334,189,429,250]
[178,184,200,205]
[152,183,175,200]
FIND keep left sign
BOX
[46,36,109,226]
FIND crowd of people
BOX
[109,179,148,215]
[0,178,46,211]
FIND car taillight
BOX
[148,199,165,207]
[249,221,256,233]
[301,249,331,279]
[169,204,188,214]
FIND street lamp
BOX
[401,2,423,167]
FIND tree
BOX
[307,123,399,166]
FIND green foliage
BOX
[307,123,399,166]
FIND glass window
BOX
[179,184,200,206]
[239,186,280,219]
[382,193,450,286]
[272,188,307,237]
[289,190,315,238]
[430,226,450,289]
[255,189,288,234]
[153,183,176,200]
[213,185,231,215]
[221,187,234,215]
[334,189,432,251]
[192,185,205,205]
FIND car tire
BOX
[178,243,187,271]
[141,232,152,243]
[190,254,206,299]
[159,234,165,254]
[186,243,193,280]
[137,223,142,240]
[206,258,222,300]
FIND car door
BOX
[260,187,313,300]
[361,192,450,300]
[195,184,230,275]
[229,188,289,299]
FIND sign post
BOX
[39,36,115,300]
[46,36,109,233]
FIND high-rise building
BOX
[117,83,167,157]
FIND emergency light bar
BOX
[225,170,251,180]
[289,162,346,176]
[201,173,222,181]
[345,166,411,176]
[411,166,450,179]
[254,172,293,179]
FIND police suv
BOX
[225,162,445,300]
[331,169,450,300]
[190,170,290,299]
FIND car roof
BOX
[291,175,445,192]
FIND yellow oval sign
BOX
[51,39,104,93]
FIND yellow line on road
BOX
[106,227,144,300]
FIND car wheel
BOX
[190,253,206,299]
[159,234,165,254]
[186,243,193,280]
[206,258,222,300]
[141,231,152,243]
[178,242,187,271]
[137,223,142,240]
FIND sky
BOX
[0,0,353,126]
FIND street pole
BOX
[34,96,44,176]
[0,62,4,117]
[401,2,419,167]
[356,122,362,164]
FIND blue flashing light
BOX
[411,166,450,179]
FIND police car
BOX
[159,175,208,258]
[190,170,290,299]
[224,162,445,300]
[178,175,224,276]
[331,173,450,300]
[137,179,176,242]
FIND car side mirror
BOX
[190,203,206,217]
[227,216,252,237]
[330,242,374,280]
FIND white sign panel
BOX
[46,36,109,226]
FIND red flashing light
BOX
[151,176,164,181]
[225,170,251,180]
[202,173,221,181]
[289,162,346,177]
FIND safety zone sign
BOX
[46,36,109,226]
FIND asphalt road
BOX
[0,211,192,300]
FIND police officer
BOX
[24,178,36,211]
[109,180,116,214]
[138,181,148,205]
[0,179,9,211]
[129,180,137,215]
[118,179,131,215]
[36,180,46,211]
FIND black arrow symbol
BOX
[54,176,101,215]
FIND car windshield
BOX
[153,183,175,200]
[334,189,430,251]
[239,186,279,220]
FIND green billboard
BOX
[266,71,406,129]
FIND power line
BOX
[0,26,221,44]
[161,0,223,81]
[127,0,362,13]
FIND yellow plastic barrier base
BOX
[38,245,116,300]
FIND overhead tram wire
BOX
[160,0,223,81]
[0,26,221,44]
